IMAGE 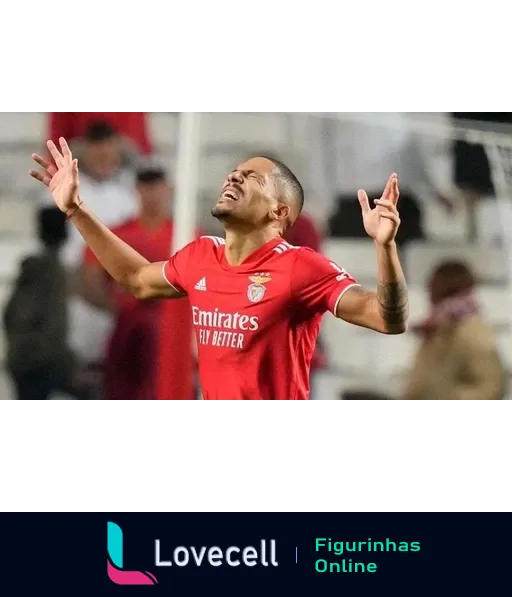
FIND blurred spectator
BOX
[80,167,197,400]
[51,121,139,267]
[2,208,90,399]
[49,112,152,155]
[50,121,140,369]
[284,210,321,250]
[284,212,328,383]
[403,261,505,400]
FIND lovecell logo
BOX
[107,522,158,585]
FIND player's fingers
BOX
[59,137,73,163]
[379,212,400,225]
[390,176,400,205]
[47,140,64,166]
[32,154,57,177]
[374,199,398,213]
[357,189,371,214]
[382,173,397,200]
[72,159,79,180]
[29,169,51,186]
[32,153,51,169]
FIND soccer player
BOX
[29,138,409,400]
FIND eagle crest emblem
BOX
[247,274,271,303]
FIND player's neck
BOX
[223,228,281,266]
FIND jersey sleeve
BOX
[162,239,200,295]
[291,248,360,316]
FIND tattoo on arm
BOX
[376,280,409,326]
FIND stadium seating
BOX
[0,198,35,237]
[405,241,508,286]
[150,112,287,148]
[322,238,509,290]
[0,113,45,144]
[322,239,378,286]
[0,238,38,283]
[497,329,512,373]
[202,113,287,147]
[476,199,502,245]
[321,311,420,397]
[148,112,179,149]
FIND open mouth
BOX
[221,190,238,201]
[220,184,242,202]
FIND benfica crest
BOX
[247,274,271,303]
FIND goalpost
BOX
[172,113,202,254]
[158,113,202,400]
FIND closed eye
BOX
[232,168,256,175]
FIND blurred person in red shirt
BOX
[284,210,328,397]
[43,121,139,267]
[49,112,152,155]
[80,166,196,399]
[284,210,322,250]
[42,121,140,373]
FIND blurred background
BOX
[0,112,510,399]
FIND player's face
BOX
[84,138,122,181]
[212,157,280,225]
[137,180,171,219]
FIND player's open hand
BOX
[357,173,400,246]
[29,138,80,215]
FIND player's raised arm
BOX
[335,174,409,334]
[29,138,184,301]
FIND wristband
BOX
[66,200,83,220]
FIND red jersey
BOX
[163,236,359,400]
[50,112,152,154]
[85,218,195,400]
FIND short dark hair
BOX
[84,120,117,142]
[430,260,476,300]
[259,155,304,214]
[37,207,67,247]
[136,167,166,184]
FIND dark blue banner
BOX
[0,513,508,596]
